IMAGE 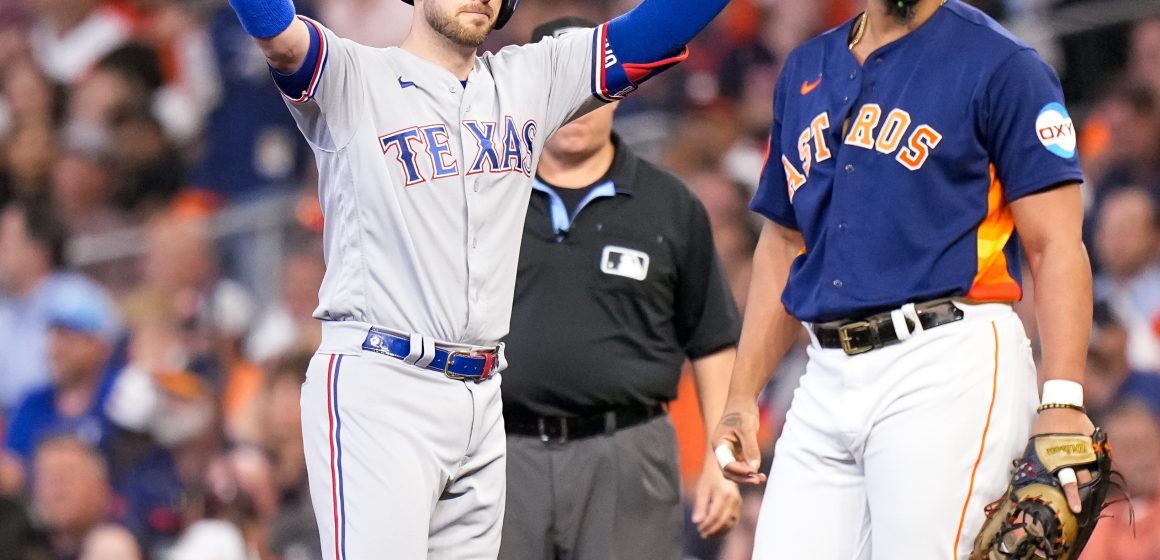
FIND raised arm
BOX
[606,0,730,63]
[228,0,311,73]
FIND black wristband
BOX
[1036,402,1086,414]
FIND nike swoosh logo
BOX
[800,75,822,96]
[398,76,416,89]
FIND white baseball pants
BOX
[301,321,506,560]
[753,302,1038,559]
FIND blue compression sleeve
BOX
[605,0,729,62]
[229,0,296,38]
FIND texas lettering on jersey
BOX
[783,104,943,200]
[379,116,539,186]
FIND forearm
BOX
[727,222,803,403]
[606,0,729,62]
[1009,184,1091,393]
[228,0,310,73]
[1026,239,1092,385]
[691,348,737,446]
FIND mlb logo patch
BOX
[601,246,650,281]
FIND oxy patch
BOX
[1036,102,1076,159]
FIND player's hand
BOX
[691,455,742,538]
[710,400,766,485]
[1031,407,1097,514]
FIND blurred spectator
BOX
[78,523,142,560]
[245,241,324,364]
[1082,398,1160,560]
[0,57,62,203]
[50,122,128,237]
[109,108,183,214]
[189,5,310,203]
[102,367,185,554]
[1084,301,1160,423]
[2,121,57,205]
[1128,18,1160,97]
[686,173,759,310]
[1093,187,1160,372]
[4,278,122,460]
[0,495,52,560]
[0,199,71,411]
[133,213,255,379]
[31,435,132,559]
[262,352,321,560]
[26,0,131,84]
[167,519,248,560]
[1084,85,1160,199]
[68,43,162,130]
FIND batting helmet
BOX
[400,0,519,30]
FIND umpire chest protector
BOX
[400,0,520,29]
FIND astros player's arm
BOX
[689,348,742,537]
[713,221,804,485]
[1009,182,1096,514]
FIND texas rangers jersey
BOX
[750,0,1083,323]
[279,19,684,345]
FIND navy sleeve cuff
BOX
[271,16,327,103]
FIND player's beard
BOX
[424,1,493,48]
[880,0,920,21]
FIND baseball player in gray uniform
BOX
[224,0,734,557]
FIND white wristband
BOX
[1041,379,1084,407]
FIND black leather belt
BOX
[812,298,965,355]
[505,404,666,443]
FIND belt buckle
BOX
[443,350,497,381]
[443,350,474,381]
[537,417,567,443]
[837,321,873,355]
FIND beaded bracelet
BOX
[1036,402,1086,414]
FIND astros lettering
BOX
[783,105,943,199]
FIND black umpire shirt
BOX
[501,135,742,418]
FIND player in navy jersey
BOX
[710,1,1098,558]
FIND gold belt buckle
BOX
[443,350,474,381]
[837,321,873,355]
[443,349,496,381]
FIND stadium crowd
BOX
[0,0,1156,559]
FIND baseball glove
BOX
[970,428,1116,560]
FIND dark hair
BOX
[96,43,165,93]
[1105,82,1157,115]
[268,350,315,387]
[9,199,67,269]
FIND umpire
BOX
[498,17,743,560]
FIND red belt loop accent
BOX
[481,351,496,380]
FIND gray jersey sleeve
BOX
[279,17,366,152]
